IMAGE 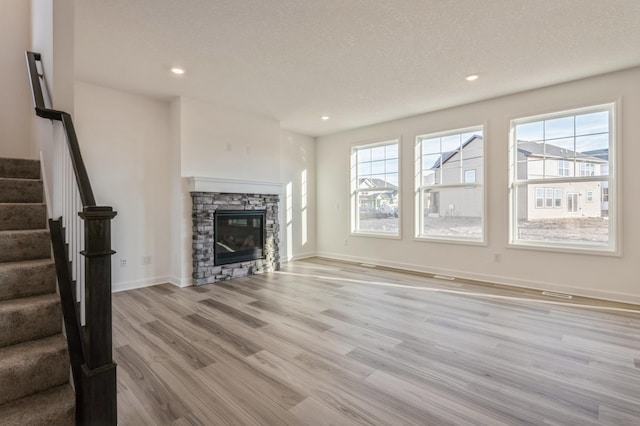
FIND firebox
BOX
[214,210,266,265]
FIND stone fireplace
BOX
[189,177,281,286]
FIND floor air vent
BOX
[542,291,573,299]
[433,275,455,281]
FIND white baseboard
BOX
[282,252,317,263]
[112,275,173,293]
[315,251,640,306]
[168,275,193,288]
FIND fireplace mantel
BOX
[187,176,282,195]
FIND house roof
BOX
[438,135,483,166]
[358,177,398,190]
[517,141,606,163]
[584,148,609,161]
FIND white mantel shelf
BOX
[186,177,283,195]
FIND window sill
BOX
[508,240,621,257]
[414,236,487,246]
[351,231,401,240]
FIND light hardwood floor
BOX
[113,258,640,425]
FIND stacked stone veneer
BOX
[191,192,280,285]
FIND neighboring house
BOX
[423,135,484,218]
[516,141,608,220]
[584,148,610,216]
[358,177,398,216]
[424,137,608,221]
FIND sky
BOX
[515,110,609,153]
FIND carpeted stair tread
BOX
[0,384,74,426]
[0,293,62,348]
[0,229,50,262]
[0,203,47,231]
[0,158,40,180]
[0,259,55,301]
[0,334,69,406]
[0,178,43,203]
[0,158,74,420]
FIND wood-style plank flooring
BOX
[113,258,640,425]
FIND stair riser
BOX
[0,204,47,231]
[0,231,50,262]
[0,261,56,301]
[0,159,40,180]
[0,179,43,203]
[0,298,62,348]
[0,340,69,406]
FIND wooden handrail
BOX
[25,51,96,207]
[26,51,117,426]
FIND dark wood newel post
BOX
[79,205,118,425]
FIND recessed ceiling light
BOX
[171,67,185,75]
[465,74,479,81]
[321,116,330,121]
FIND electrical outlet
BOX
[344,239,348,246]
[494,253,502,262]
[142,256,152,265]
[120,258,127,267]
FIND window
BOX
[464,169,476,183]
[554,188,562,208]
[567,193,579,213]
[415,126,484,242]
[351,139,399,236]
[545,188,554,208]
[535,187,562,209]
[558,160,570,176]
[580,162,595,176]
[510,104,616,251]
[535,188,544,208]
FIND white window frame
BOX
[350,138,401,238]
[509,103,618,254]
[415,125,485,244]
[558,160,570,176]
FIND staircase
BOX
[0,158,75,425]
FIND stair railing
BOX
[25,51,117,426]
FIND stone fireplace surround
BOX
[189,177,281,286]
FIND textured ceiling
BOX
[75,0,640,137]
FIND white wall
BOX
[280,130,317,261]
[171,97,317,285]
[74,82,172,291]
[29,0,75,217]
[169,98,186,285]
[180,97,281,181]
[317,67,640,304]
[0,0,32,158]
[69,91,317,290]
